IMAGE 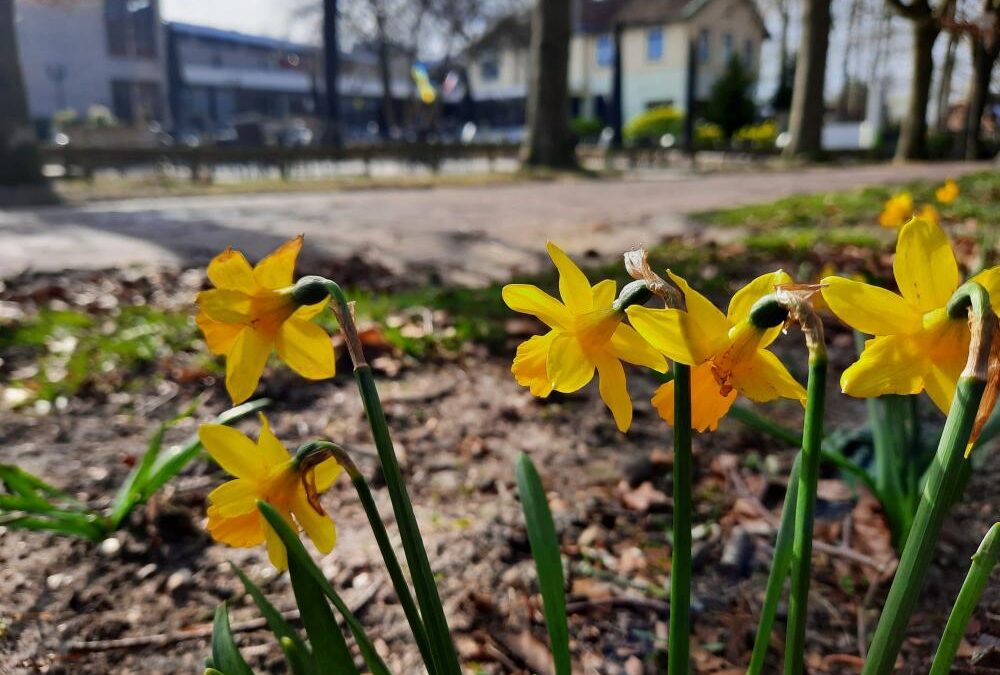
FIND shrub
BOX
[704,55,758,138]
[623,106,682,145]
[734,120,779,150]
[695,121,724,149]
[570,116,604,139]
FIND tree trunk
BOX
[783,0,832,159]
[375,7,395,141]
[522,0,575,168]
[934,29,958,133]
[0,0,42,185]
[895,18,938,161]
[322,0,342,147]
[962,36,999,160]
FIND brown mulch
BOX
[1,252,998,674]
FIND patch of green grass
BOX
[1,305,209,402]
[693,170,1000,233]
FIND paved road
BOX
[0,161,989,284]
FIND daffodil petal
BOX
[820,276,922,335]
[198,289,253,324]
[256,413,292,467]
[502,284,572,330]
[197,311,244,355]
[512,332,556,397]
[547,333,594,393]
[292,492,337,554]
[199,424,266,480]
[610,323,668,372]
[225,327,273,404]
[731,349,806,403]
[924,363,958,415]
[651,361,736,432]
[727,270,793,325]
[666,271,731,340]
[263,509,294,570]
[547,242,592,313]
[254,236,303,290]
[894,218,959,312]
[970,266,1000,314]
[207,248,258,293]
[591,279,617,309]
[625,306,707,365]
[207,510,265,547]
[593,350,632,432]
[207,478,258,517]
[275,317,335,380]
[292,297,329,321]
[841,334,927,399]
[313,457,343,492]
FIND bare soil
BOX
[1,253,998,675]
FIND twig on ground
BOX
[565,596,670,615]
[66,580,382,653]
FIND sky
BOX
[160,0,317,43]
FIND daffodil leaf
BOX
[258,502,390,675]
[108,398,270,529]
[287,554,357,675]
[210,603,254,675]
[515,452,571,675]
[231,564,316,675]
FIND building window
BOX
[105,0,158,59]
[596,34,613,67]
[647,28,663,61]
[743,39,755,65]
[480,51,500,81]
[697,29,710,63]
[722,33,733,62]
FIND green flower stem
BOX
[295,441,434,670]
[862,281,997,675]
[297,276,462,675]
[747,454,801,675]
[746,292,827,675]
[783,349,827,675]
[669,361,692,675]
[929,522,1000,675]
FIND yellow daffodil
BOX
[200,414,342,570]
[879,192,914,229]
[917,203,940,226]
[502,242,667,432]
[936,178,959,204]
[197,236,334,404]
[821,217,1000,413]
[627,270,806,432]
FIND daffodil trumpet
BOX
[747,292,828,675]
[292,273,462,675]
[294,440,435,669]
[863,281,998,675]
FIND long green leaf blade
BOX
[515,452,571,675]
[211,603,254,675]
[258,502,392,675]
[231,564,315,675]
[288,554,358,674]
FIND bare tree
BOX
[783,0,832,158]
[521,0,575,167]
[935,28,960,131]
[0,0,42,185]
[886,0,956,160]
[945,0,1000,157]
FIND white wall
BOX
[16,0,168,123]
[620,24,689,123]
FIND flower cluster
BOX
[879,179,959,229]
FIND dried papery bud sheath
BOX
[623,248,685,310]
[292,275,368,368]
[775,284,826,359]
[947,280,1000,451]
